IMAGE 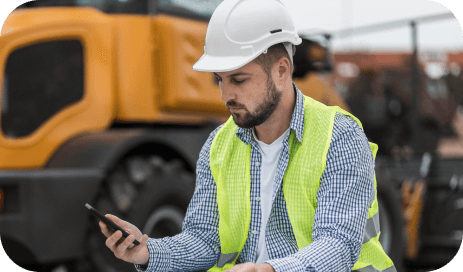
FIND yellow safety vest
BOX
[209,95,396,272]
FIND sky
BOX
[284,0,463,52]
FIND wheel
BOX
[376,177,405,270]
[83,155,195,272]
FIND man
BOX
[99,0,396,271]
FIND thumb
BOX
[105,214,127,227]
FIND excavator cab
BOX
[293,34,334,78]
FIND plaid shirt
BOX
[136,84,375,272]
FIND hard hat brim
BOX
[192,53,258,73]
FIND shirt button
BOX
[255,197,261,201]
[252,230,259,235]
[256,162,260,167]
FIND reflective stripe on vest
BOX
[209,94,395,272]
[363,213,380,244]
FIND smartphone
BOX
[85,203,140,246]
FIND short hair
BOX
[253,43,295,78]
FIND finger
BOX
[124,228,133,236]
[99,221,114,238]
[125,229,140,249]
[140,234,149,245]
[128,233,148,251]
[114,234,136,259]
[105,214,129,228]
[127,234,135,250]
[120,227,136,248]
[124,234,136,248]
[105,230,123,252]
[128,234,149,256]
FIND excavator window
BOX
[1,40,84,138]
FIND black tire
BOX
[82,155,195,272]
[377,177,405,271]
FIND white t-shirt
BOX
[252,127,291,264]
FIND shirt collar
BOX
[235,82,304,145]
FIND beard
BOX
[226,77,282,129]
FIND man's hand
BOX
[225,263,275,272]
[99,214,150,265]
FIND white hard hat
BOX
[193,0,302,72]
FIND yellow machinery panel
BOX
[109,14,229,124]
[0,8,115,169]
[154,15,228,115]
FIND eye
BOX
[232,78,246,85]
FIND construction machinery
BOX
[345,62,463,270]
[335,13,463,271]
[0,1,461,272]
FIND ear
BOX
[273,56,291,88]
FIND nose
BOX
[220,81,236,103]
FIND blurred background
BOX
[0,0,462,272]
